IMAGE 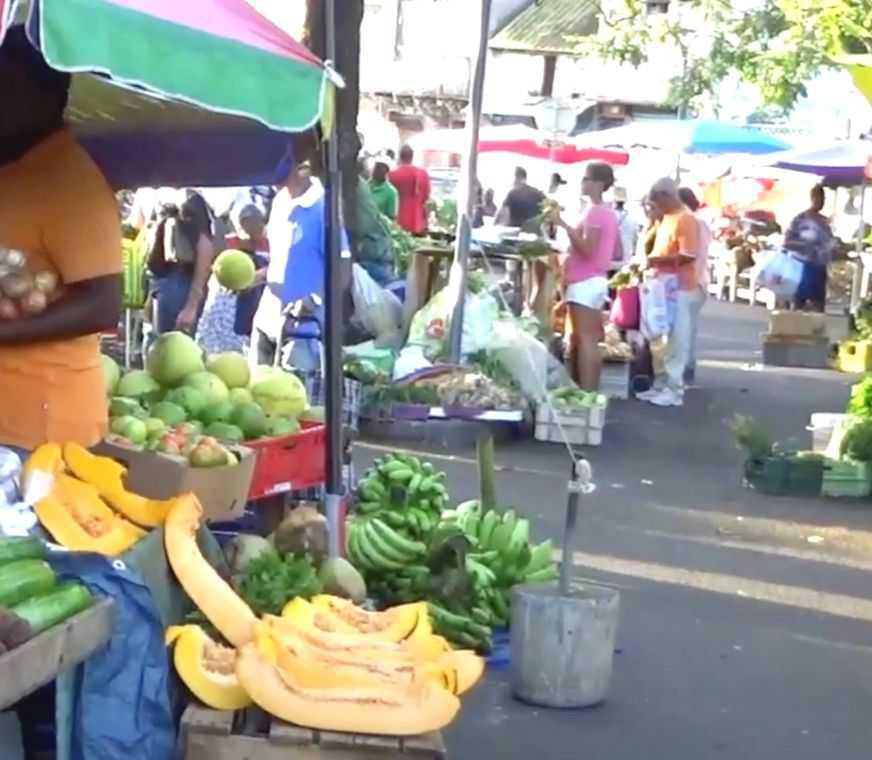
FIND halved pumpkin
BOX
[165,625,252,710]
[164,493,256,648]
[294,595,423,642]
[35,492,144,556]
[102,489,173,528]
[62,442,126,494]
[236,631,460,736]
[22,443,64,496]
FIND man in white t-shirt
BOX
[613,187,638,270]
[678,187,711,384]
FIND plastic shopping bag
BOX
[406,285,499,360]
[639,274,678,341]
[753,249,804,300]
[489,318,572,402]
[350,263,403,341]
[609,286,640,329]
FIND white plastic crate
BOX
[534,402,606,446]
[599,361,630,400]
[534,422,603,446]
[536,403,607,430]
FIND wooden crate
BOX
[0,597,113,711]
[179,704,447,760]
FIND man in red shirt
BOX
[389,145,431,234]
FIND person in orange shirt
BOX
[637,177,699,408]
[0,27,122,453]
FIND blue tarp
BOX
[49,550,175,760]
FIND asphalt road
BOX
[357,300,872,760]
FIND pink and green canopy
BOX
[1,0,332,187]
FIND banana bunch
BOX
[355,453,450,541]
[442,501,558,629]
[346,516,427,576]
[428,602,493,654]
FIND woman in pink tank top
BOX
[557,162,619,390]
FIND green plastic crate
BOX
[744,456,824,497]
[822,459,872,498]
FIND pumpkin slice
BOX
[291,595,423,642]
[164,493,256,648]
[22,443,64,496]
[255,620,455,693]
[102,490,173,528]
[165,625,252,710]
[236,633,460,736]
[439,650,485,695]
[35,493,144,556]
[264,614,451,663]
[63,442,126,493]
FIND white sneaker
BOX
[636,388,662,401]
[646,389,683,407]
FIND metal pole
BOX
[324,0,344,557]
[447,0,492,362]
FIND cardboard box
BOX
[93,440,255,522]
[767,310,826,338]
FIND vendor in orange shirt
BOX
[636,177,699,409]
[0,27,122,453]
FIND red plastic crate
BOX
[246,421,326,500]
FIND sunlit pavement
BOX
[356,299,872,760]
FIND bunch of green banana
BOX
[427,602,493,654]
[345,516,428,577]
[367,564,431,605]
[355,453,450,540]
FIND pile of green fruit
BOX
[102,333,319,458]
[549,386,608,411]
[355,453,449,540]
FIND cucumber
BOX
[0,537,46,565]
[12,583,93,636]
[0,559,56,607]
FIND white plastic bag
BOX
[753,249,803,300]
[490,319,572,402]
[640,274,679,341]
[406,286,499,360]
[351,263,403,341]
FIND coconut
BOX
[146,331,205,387]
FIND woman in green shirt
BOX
[369,161,398,219]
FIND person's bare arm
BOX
[0,275,121,345]
[176,233,215,332]
[559,219,601,258]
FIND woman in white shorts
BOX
[557,163,620,390]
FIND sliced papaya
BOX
[63,442,126,493]
[164,493,256,648]
[21,443,64,496]
[236,632,460,736]
[165,625,252,710]
[102,490,173,528]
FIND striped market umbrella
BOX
[1,0,333,187]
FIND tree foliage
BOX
[582,0,872,112]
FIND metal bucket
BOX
[510,583,620,708]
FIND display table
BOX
[0,598,113,713]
